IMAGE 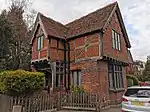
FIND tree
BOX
[5,0,36,70]
[0,10,13,71]
[142,60,150,81]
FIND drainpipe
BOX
[64,37,70,91]
[63,40,67,88]
[66,41,70,90]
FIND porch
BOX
[31,60,66,92]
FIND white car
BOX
[122,86,150,112]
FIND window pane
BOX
[120,73,123,88]
[37,37,41,50]
[115,73,117,88]
[40,36,43,49]
[78,71,82,86]
[114,73,117,88]
[118,34,121,50]
[108,64,113,71]
[108,73,113,89]
[115,32,118,49]
[60,75,64,86]
[73,71,77,86]
[112,30,115,48]
[117,73,120,88]
[56,74,59,87]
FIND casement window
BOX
[108,64,123,89]
[56,62,64,87]
[72,70,82,86]
[37,35,44,51]
[112,30,121,50]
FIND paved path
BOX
[101,107,121,112]
[57,107,121,112]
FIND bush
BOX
[70,86,85,93]
[126,75,139,87]
[127,78,133,87]
[0,70,45,96]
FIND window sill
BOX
[109,88,125,93]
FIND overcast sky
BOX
[0,0,150,61]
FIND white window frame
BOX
[112,30,121,50]
[37,35,44,51]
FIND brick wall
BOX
[70,59,127,103]
[102,12,128,62]
[70,60,108,100]
[69,33,100,62]
[50,38,65,61]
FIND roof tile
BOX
[66,2,117,38]
[40,14,68,39]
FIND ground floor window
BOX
[108,64,123,89]
[56,74,64,87]
[71,70,81,86]
[56,61,64,87]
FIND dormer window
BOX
[112,30,121,50]
[37,34,44,51]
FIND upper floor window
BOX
[112,30,121,50]
[37,35,44,51]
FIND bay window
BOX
[108,64,123,89]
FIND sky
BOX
[0,0,150,61]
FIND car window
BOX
[125,88,150,98]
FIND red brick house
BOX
[31,2,132,103]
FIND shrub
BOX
[126,75,139,87]
[70,85,85,93]
[127,78,133,87]
[0,69,45,96]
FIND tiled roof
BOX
[39,13,68,39]
[37,2,131,48]
[66,2,117,38]
[39,2,117,39]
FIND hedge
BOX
[126,75,139,87]
[0,70,45,96]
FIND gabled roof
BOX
[66,2,117,38]
[30,13,68,45]
[31,2,131,48]
[39,13,68,39]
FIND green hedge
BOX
[126,75,139,87]
[0,70,45,96]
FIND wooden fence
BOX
[0,93,57,112]
[0,92,121,112]
[60,92,100,111]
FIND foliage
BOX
[70,85,85,93]
[126,75,139,87]
[0,70,45,96]
[143,60,150,81]
[0,10,13,70]
[127,78,133,87]
[0,0,36,71]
